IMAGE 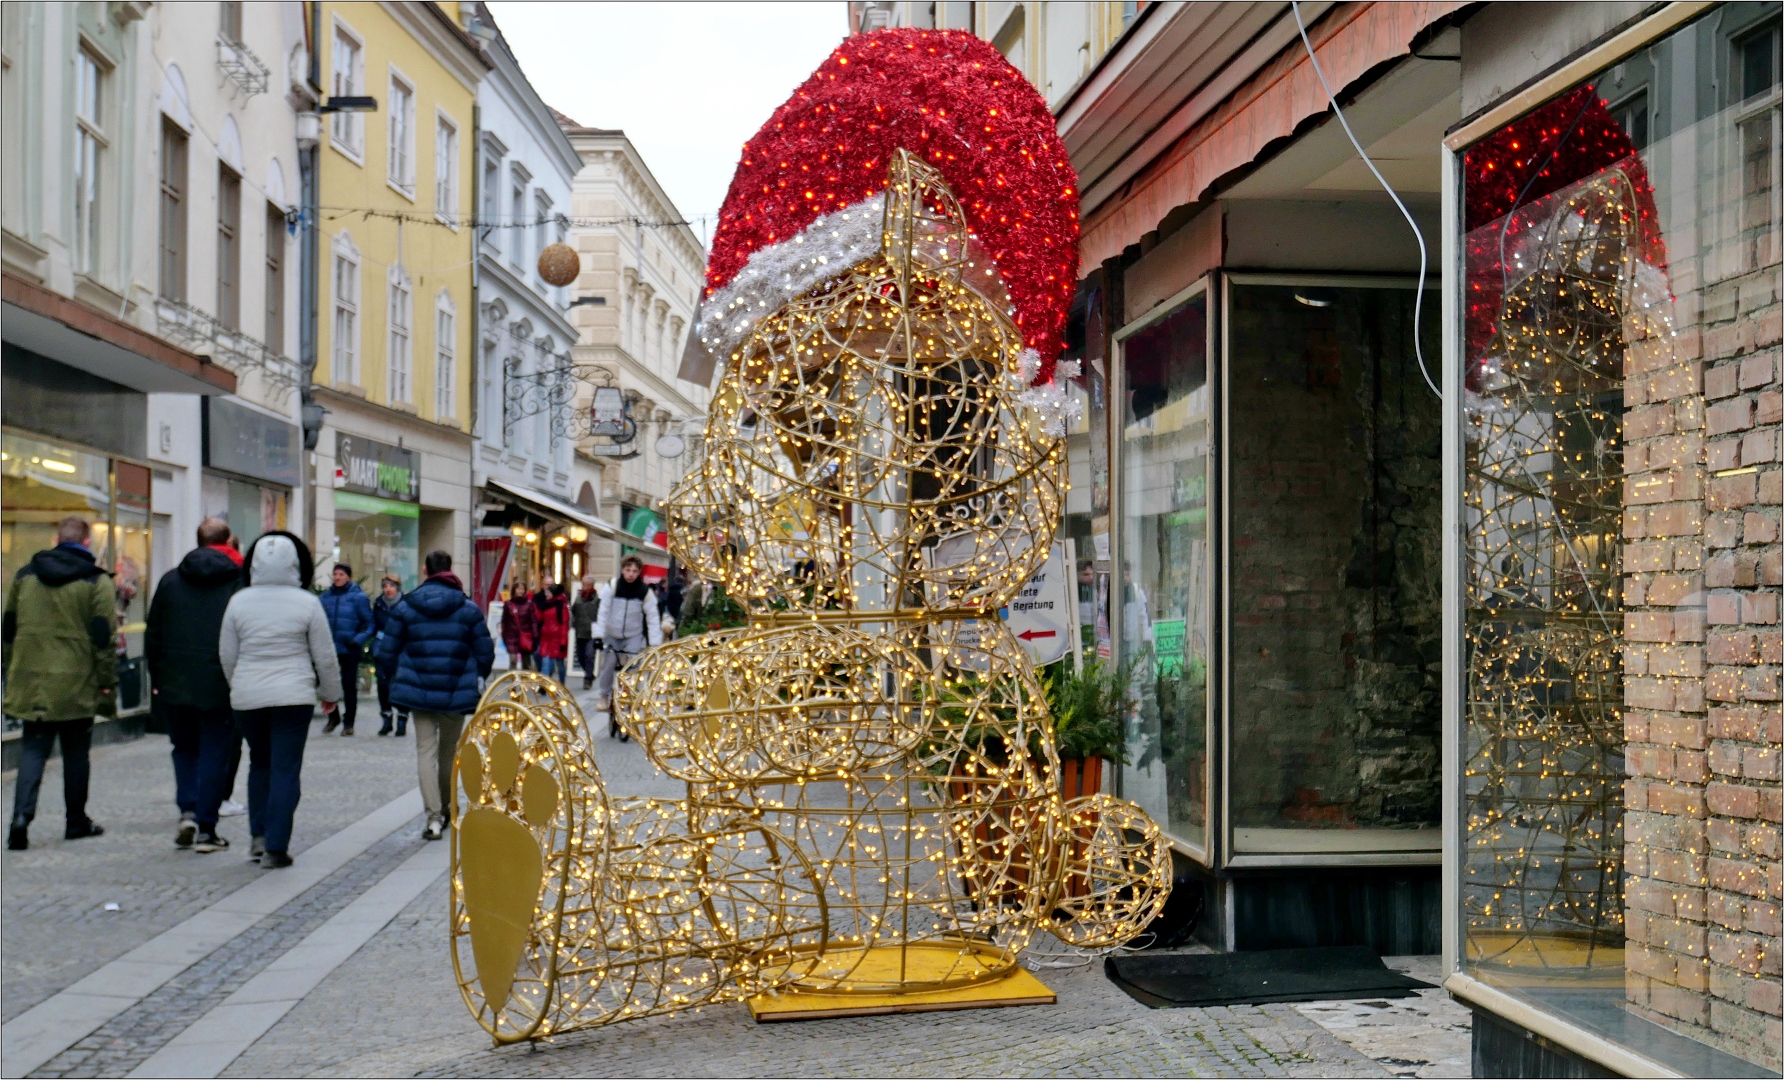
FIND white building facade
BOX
[141,1,311,575]
[1,1,309,735]
[557,120,709,583]
[464,4,590,598]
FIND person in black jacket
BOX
[571,577,601,690]
[144,518,244,852]
[374,550,494,841]
[370,576,409,737]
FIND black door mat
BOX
[1105,946,1434,1009]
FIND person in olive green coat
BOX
[4,516,117,850]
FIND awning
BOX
[484,477,666,552]
[2,271,237,395]
[1074,1,1466,269]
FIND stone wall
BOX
[1226,284,1442,831]
[1622,175,1782,1067]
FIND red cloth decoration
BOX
[707,29,1080,379]
[1461,86,1666,386]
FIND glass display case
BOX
[1223,275,1443,863]
[1449,4,1780,1073]
[1111,275,1443,869]
[1115,282,1213,857]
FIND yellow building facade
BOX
[312,1,486,588]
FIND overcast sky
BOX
[486,2,850,249]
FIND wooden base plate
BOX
[747,949,1056,1022]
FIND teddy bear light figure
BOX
[448,31,1171,1045]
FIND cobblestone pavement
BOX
[28,819,425,1078]
[5,687,1473,1077]
[1,713,421,1024]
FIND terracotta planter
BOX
[1058,757,1109,899]
[1058,757,1106,801]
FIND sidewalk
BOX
[2,687,1471,1078]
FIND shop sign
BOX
[1005,540,1072,666]
[204,397,300,486]
[624,506,668,547]
[335,433,419,503]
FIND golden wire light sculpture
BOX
[450,153,1169,1043]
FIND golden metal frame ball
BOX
[451,152,1169,1044]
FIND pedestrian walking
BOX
[219,531,343,868]
[595,555,663,717]
[319,563,373,734]
[571,576,601,690]
[144,517,243,852]
[371,576,410,737]
[4,516,115,850]
[499,584,538,671]
[533,577,569,684]
[374,550,494,841]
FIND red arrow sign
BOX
[1016,629,1057,642]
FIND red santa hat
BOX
[698,29,1081,394]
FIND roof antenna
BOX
[1291,1,1440,399]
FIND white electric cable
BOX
[1291,1,1440,399]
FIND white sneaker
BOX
[219,799,247,817]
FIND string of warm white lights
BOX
[446,151,1171,1045]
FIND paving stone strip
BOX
[25,819,428,1079]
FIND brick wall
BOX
[1622,198,1782,1067]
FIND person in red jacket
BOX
[532,577,570,684]
[498,585,538,671]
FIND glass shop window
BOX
[1225,277,1442,857]
[1459,5,1781,1073]
[0,435,154,716]
[1117,286,1211,853]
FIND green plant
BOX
[1041,660,1131,764]
[679,581,749,634]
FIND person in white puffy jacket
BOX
[593,555,661,715]
[219,532,342,868]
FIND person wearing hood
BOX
[374,550,494,840]
[219,532,343,868]
[594,555,662,716]
[370,576,409,737]
[533,576,570,684]
[4,516,116,850]
[144,518,244,852]
[318,562,374,735]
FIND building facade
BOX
[312,1,485,590]
[557,119,709,584]
[2,1,309,753]
[452,2,605,608]
[854,2,1780,1075]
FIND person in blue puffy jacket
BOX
[318,563,374,735]
[373,550,494,840]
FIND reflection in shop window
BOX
[1459,6,1780,1071]
[1118,288,1210,851]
